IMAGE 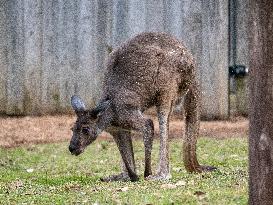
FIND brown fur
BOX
[69,32,215,182]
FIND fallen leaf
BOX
[65,184,81,191]
[117,186,129,192]
[173,167,182,172]
[194,191,206,196]
[175,180,186,186]
[26,168,34,173]
[161,183,177,189]
[194,191,206,200]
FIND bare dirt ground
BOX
[0,115,248,148]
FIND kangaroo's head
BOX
[69,96,110,156]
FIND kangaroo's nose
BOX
[69,145,75,153]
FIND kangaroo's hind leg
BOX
[143,118,154,178]
[146,95,174,181]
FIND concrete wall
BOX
[0,0,229,118]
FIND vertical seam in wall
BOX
[2,1,8,114]
[21,0,26,114]
[228,0,231,117]
[232,0,237,66]
[39,0,44,109]
[73,0,80,96]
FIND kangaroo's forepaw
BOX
[100,173,131,182]
[145,173,171,181]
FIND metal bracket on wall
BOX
[229,65,248,78]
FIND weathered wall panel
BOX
[0,0,231,118]
[0,1,8,113]
[78,0,99,107]
[128,0,146,35]
[5,0,26,115]
[145,0,164,32]
[201,0,229,119]
[23,0,42,114]
[40,0,62,113]
[96,0,113,102]
[230,0,249,68]
[112,0,129,47]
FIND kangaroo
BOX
[69,32,215,182]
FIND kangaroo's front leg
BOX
[101,128,138,182]
[116,107,154,179]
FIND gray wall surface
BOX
[0,0,231,118]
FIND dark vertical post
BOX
[249,1,273,204]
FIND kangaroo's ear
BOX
[71,95,86,114]
[88,100,111,119]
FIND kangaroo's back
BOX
[103,32,196,109]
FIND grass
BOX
[0,137,248,204]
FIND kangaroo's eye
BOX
[82,127,90,135]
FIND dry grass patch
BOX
[0,115,248,148]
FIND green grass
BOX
[0,137,248,204]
